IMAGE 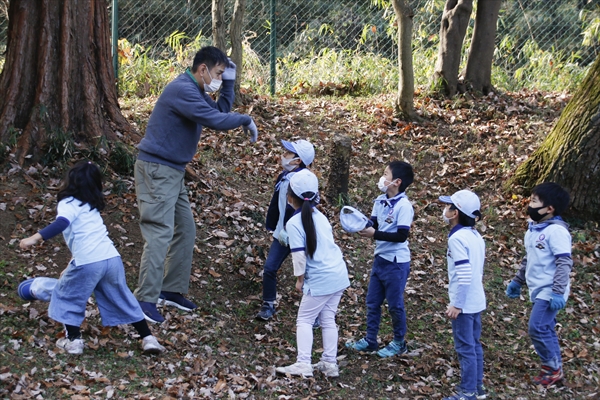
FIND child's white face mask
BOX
[281,155,299,171]
[442,207,452,225]
[377,176,391,193]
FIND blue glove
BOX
[243,118,258,143]
[277,229,289,247]
[222,58,237,81]
[506,281,522,298]
[549,293,566,310]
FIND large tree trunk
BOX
[230,0,246,104]
[0,0,136,165]
[391,0,417,120]
[432,0,473,97]
[462,0,502,95]
[508,55,600,220]
[212,0,227,51]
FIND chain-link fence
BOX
[0,0,7,68]
[1,0,599,93]
[114,0,599,91]
[116,0,395,62]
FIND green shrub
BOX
[115,28,592,99]
[109,141,136,176]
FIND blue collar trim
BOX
[448,224,465,237]
[292,205,315,216]
[377,192,407,208]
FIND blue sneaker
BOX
[159,292,197,311]
[443,391,476,400]
[377,339,408,358]
[256,302,276,320]
[139,301,165,324]
[345,338,378,352]
[476,385,487,399]
[18,279,36,300]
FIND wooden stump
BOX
[325,134,352,206]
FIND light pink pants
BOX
[296,289,344,364]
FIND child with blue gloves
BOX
[439,190,487,400]
[506,182,572,387]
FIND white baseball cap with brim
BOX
[439,189,481,219]
[282,139,315,166]
[340,206,373,233]
[289,169,318,200]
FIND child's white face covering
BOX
[281,155,299,171]
[377,176,391,193]
[442,208,452,225]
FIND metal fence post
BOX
[269,0,276,96]
[111,0,119,94]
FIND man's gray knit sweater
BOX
[137,72,251,171]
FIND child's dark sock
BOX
[131,319,152,339]
[64,324,82,340]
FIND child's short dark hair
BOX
[388,161,414,193]
[192,46,228,72]
[531,182,570,216]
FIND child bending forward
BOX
[275,170,350,378]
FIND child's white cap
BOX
[439,189,481,219]
[281,139,315,166]
[289,169,318,200]
[340,206,372,233]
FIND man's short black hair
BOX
[388,161,414,193]
[531,182,570,216]
[192,46,228,72]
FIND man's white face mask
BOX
[203,68,222,92]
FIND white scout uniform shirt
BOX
[446,224,486,313]
[286,208,350,297]
[371,192,414,263]
[57,197,119,266]
[524,220,572,302]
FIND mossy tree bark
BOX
[391,0,417,120]
[0,0,136,165]
[508,55,600,219]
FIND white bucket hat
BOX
[340,206,373,233]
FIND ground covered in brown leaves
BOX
[1,90,599,399]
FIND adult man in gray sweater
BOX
[134,46,258,323]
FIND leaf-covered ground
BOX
[1,90,599,399]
